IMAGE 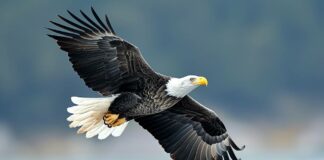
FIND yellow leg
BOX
[111,117,127,127]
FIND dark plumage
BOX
[136,96,245,160]
[48,7,244,160]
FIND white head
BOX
[165,75,208,98]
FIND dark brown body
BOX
[109,76,180,118]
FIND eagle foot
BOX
[103,112,126,127]
[111,117,126,127]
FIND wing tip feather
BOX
[229,138,245,151]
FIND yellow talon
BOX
[103,112,127,127]
[103,112,119,127]
[111,117,127,127]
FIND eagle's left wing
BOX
[48,8,160,96]
[136,96,244,160]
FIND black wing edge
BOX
[135,111,245,160]
[47,7,160,95]
[47,7,116,40]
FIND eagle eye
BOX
[189,77,196,82]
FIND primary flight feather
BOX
[48,7,244,160]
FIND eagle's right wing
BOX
[48,8,158,96]
[136,96,245,160]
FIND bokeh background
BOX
[0,0,323,159]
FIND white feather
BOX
[98,127,115,140]
[69,121,81,128]
[67,111,95,122]
[66,95,128,140]
[69,118,93,128]
[86,121,105,138]
[112,122,129,137]
[67,104,106,114]
[71,96,113,105]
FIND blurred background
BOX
[0,0,323,159]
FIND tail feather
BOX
[67,95,128,140]
[112,122,129,137]
[86,121,106,138]
[98,127,115,140]
[67,104,107,114]
[71,96,112,105]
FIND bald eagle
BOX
[48,7,244,160]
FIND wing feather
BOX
[136,96,245,160]
[91,7,110,32]
[48,8,159,95]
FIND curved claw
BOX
[103,112,119,127]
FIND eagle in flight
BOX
[48,7,244,160]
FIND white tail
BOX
[67,95,129,140]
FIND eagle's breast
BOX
[126,78,181,117]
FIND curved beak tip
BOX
[196,76,208,86]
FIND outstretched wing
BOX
[136,96,245,160]
[48,8,159,96]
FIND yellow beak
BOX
[193,76,208,86]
